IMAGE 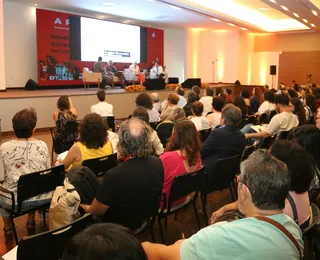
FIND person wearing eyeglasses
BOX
[142,149,303,260]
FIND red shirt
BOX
[160,151,202,208]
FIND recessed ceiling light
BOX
[102,2,117,6]
[303,18,308,23]
[170,5,181,10]
[293,13,299,18]
[259,8,269,11]
[312,10,318,16]
[311,23,315,27]
[211,18,220,22]
[269,0,276,3]
[228,23,235,26]
[241,27,247,30]
[281,5,289,11]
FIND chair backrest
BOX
[156,121,175,147]
[17,213,93,260]
[168,166,206,210]
[258,135,277,149]
[303,203,320,234]
[241,144,257,162]
[103,116,115,132]
[83,67,89,74]
[199,129,211,143]
[259,113,268,125]
[150,121,161,131]
[206,154,241,193]
[277,130,290,140]
[267,110,277,123]
[64,120,80,136]
[17,165,65,211]
[82,153,118,177]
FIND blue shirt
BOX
[180,214,303,260]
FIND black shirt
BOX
[96,156,164,229]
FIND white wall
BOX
[164,27,187,83]
[4,1,37,88]
[0,0,5,90]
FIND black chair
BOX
[150,121,161,131]
[50,120,80,161]
[241,143,258,162]
[201,154,241,224]
[248,114,258,125]
[82,153,118,177]
[258,113,268,125]
[267,110,277,123]
[199,129,211,143]
[17,213,94,260]
[103,116,115,132]
[0,165,65,244]
[258,134,277,149]
[158,166,206,244]
[156,121,175,148]
[277,130,290,141]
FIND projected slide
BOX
[80,17,141,63]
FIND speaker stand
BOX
[272,75,275,89]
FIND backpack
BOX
[49,178,81,230]
[68,166,101,205]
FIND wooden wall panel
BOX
[279,51,320,86]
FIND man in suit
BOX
[201,104,246,175]
[93,57,112,88]
[106,60,126,88]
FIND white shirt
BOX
[258,101,276,115]
[150,66,164,79]
[129,64,140,74]
[266,112,299,135]
[190,116,211,131]
[199,96,213,116]
[178,95,187,107]
[91,102,114,117]
[207,111,221,129]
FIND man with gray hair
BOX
[80,118,164,230]
[143,150,303,260]
[201,103,246,175]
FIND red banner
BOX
[36,9,164,87]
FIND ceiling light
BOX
[35,4,37,6]
[312,10,318,16]
[228,23,235,26]
[211,18,220,22]
[259,8,269,11]
[311,23,315,27]
[241,27,247,30]
[123,20,130,23]
[102,2,117,6]
[170,5,181,10]
[293,13,299,18]
[269,0,276,3]
[281,5,289,11]
[303,18,308,23]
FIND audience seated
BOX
[207,96,225,129]
[299,86,310,103]
[258,90,275,115]
[160,120,202,207]
[199,86,214,115]
[245,94,299,140]
[189,101,211,131]
[61,113,113,169]
[132,107,164,156]
[224,88,233,103]
[167,107,186,124]
[212,141,315,231]
[201,104,246,174]
[150,92,161,112]
[192,85,201,100]
[240,89,250,107]
[291,97,307,126]
[176,87,187,107]
[233,96,248,120]
[53,95,78,154]
[183,90,198,117]
[288,89,298,99]
[80,118,164,230]
[249,87,261,114]
[90,90,114,117]
[0,109,51,239]
[143,150,303,260]
[62,223,147,260]
[135,93,160,123]
[161,93,180,121]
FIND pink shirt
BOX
[160,151,202,208]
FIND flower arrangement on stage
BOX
[125,85,146,92]
[201,83,209,89]
[166,83,181,90]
